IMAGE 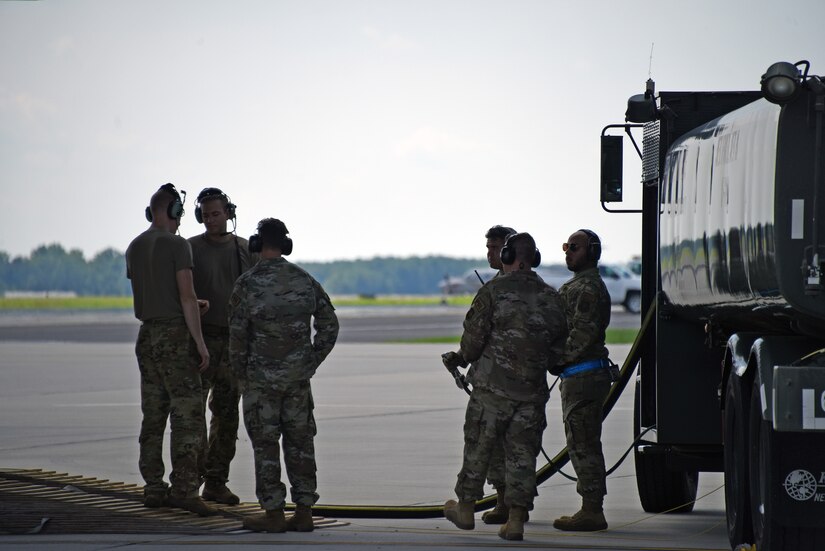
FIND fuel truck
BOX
[601,61,825,550]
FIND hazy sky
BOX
[2,0,824,264]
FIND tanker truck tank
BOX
[659,90,825,338]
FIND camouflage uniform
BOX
[135,320,204,498]
[188,234,256,488]
[127,228,205,500]
[557,266,612,507]
[455,270,567,509]
[228,257,338,510]
[467,268,506,494]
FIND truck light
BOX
[761,61,802,104]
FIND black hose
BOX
[305,302,656,518]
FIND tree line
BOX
[0,244,484,296]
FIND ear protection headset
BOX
[500,232,541,267]
[194,187,237,224]
[145,183,185,222]
[578,228,602,261]
[248,219,293,255]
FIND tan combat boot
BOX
[166,495,218,517]
[286,504,315,532]
[242,509,287,533]
[481,498,509,524]
[482,493,529,525]
[552,507,608,531]
[202,483,240,505]
[143,489,167,508]
[498,506,528,541]
[444,499,475,530]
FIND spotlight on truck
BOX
[760,61,802,104]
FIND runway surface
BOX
[0,305,641,344]
[0,325,731,550]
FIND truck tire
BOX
[746,373,825,550]
[723,372,753,546]
[623,291,642,314]
[748,372,785,549]
[633,380,698,513]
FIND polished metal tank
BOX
[659,94,825,335]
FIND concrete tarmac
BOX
[0,336,729,550]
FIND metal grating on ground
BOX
[0,468,347,535]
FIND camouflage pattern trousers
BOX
[135,319,205,499]
[199,328,240,486]
[486,441,506,492]
[559,368,612,505]
[243,379,319,510]
[455,388,547,509]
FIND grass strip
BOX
[0,295,475,309]
[400,328,639,345]
[0,296,133,309]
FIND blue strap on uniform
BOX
[560,358,609,379]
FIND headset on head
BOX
[194,187,237,224]
[145,183,185,222]
[578,228,602,261]
[500,232,541,268]
[248,219,293,255]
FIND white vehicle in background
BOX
[599,264,642,313]
[535,264,642,313]
[462,263,642,313]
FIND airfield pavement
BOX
[0,308,732,550]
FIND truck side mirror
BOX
[601,135,623,202]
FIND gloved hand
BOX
[442,351,467,369]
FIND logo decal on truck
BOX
[784,470,819,501]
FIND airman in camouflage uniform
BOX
[188,187,257,506]
[476,224,518,525]
[229,218,339,533]
[552,229,613,532]
[443,233,567,541]
[126,183,216,517]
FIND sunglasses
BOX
[562,243,580,252]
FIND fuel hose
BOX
[302,302,656,519]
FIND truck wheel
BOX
[723,373,753,546]
[623,291,642,313]
[744,373,823,550]
[745,373,823,550]
[748,372,784,549]
[633,380,698,513]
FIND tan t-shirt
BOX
[188,234,255,327]
[126,227,194,321]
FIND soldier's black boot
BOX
[498,506,527,541]
[444,499,475,530]
[286,505,314,532]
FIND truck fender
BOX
[746,336,822,423]
[722,333,761,409]
[726,333,761,378]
